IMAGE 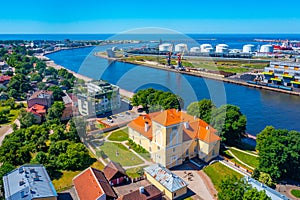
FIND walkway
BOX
[230,147,259,157]
[197,170,218,200]
[0,119,20,146]
[227,150,255,170]
[219,160,250,176]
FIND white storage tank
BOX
[200,44,213,53]
[190,47,201,53]
[243,44,255,53]
[159,43,173,52]
[175,43,188,53]
[260,45,274,53]
[216,44,229,53]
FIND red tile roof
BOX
[0,75,11,83]
[26,104,46,117]
[128,109,221,143]
[117,185,162,200]
[103,161,127,181]
[73,167,117,200]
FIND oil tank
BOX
[200,44,213,53]
[216,44,229,53]
[190,47,201,53]
[175,43,188,53]
[243,44,255,53]
[260,45,274,53]
[159,43,173,52]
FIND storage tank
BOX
[200,44,213,53]
[260,45,274,53]
[190,47,201,53]
[243,44,255,53]
[216,44,229,53]
[159,43,173,52]
[175,43,188,53]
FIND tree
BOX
[19,109,36,128]
[258,172,275,188]
[252,168,260,180]
[256,126,300,181]
[48,85,64,101]
[30,73,42,82]
[243,188,271,200]
[211,104,247,145]
[0,163,15,193]
[187,99,215,123]
[46,101,65,120]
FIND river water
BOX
[47,45,300,135]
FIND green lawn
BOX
[52,170,81,192]
[230,148,259,169]
[203,162,243,192]
[291,189,300,198]
[0,106,20,125]
[126,140,152,161]
[108,128,129,141]
[126,166,147,178]
[99,142,144,166]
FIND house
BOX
[26,104,46,123]
[3,164,57,200]
[61,93,78,121]
[103,161,128,186]
[27,90,54,109]
[127,109,221,168]
[144,164,188,200]
[0,75,11,85]
[117,185,162,200]
[73,167,118,200]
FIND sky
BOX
[1,0,300,34]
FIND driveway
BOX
[171,163,214,200]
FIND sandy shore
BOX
[36,54,135,99]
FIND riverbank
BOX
[95,53,300,96]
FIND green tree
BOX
[211,104,247,145]
[0,163,15,193]
[46,101,65,120]
[187,99,215,123]
[30,73,42,82]
[243,188,271,200]
[252,168,260,180]
[19,109,36,128]
[258,172,275,188]
[48,85,64,101]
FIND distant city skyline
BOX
[1,0,300,34]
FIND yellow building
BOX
[128,109,221,168]
[144,164,188,200]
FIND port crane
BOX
[176,52,185,71]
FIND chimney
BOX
[184,122,189,129]
[194,115,196,119]
[139,186,145,194]
[206,126,210,130]
[145,122,149,132]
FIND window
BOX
[139,140,141,144]
[173,148,176,152]
[158,146,160,150]
[174,192,177,197]
[149,147,152,152]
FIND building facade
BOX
[144,164,188,200]
[127,109,221,169]
[263,61,300,88]
[27,90,54,109]
[77,80,121,116]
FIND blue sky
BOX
[1,0,300,34]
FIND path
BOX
[0,119,20,146]
[230,147,259,157]
[219,160,250,176]
[227,150,255,170]
[197,170,218,199]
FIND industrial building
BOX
[190,47,201,53]
[159,43,173,52]
[216,44,229,53]
[3,164,57,200]
[77,80,121,116]
[263,61,300,88]
[174,43,188,53]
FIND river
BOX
[47,45,300,135]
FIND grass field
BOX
[203,162,243,191]
[126,141,152,161]
[230,148,259,169]
[291,189,300,198]
[108,128,129,141]
[126,166,147,178]
[0,106,20,125]
[100,142,144,166]
[52,170,81,192]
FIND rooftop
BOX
[144,164,188,193]
[244,176,289,200]
[26,104,46,117]
[73,167,117,200]
[103,161,127,181]
[117,185,162,200]
[29,90,53,100]
[3,164,57,200]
